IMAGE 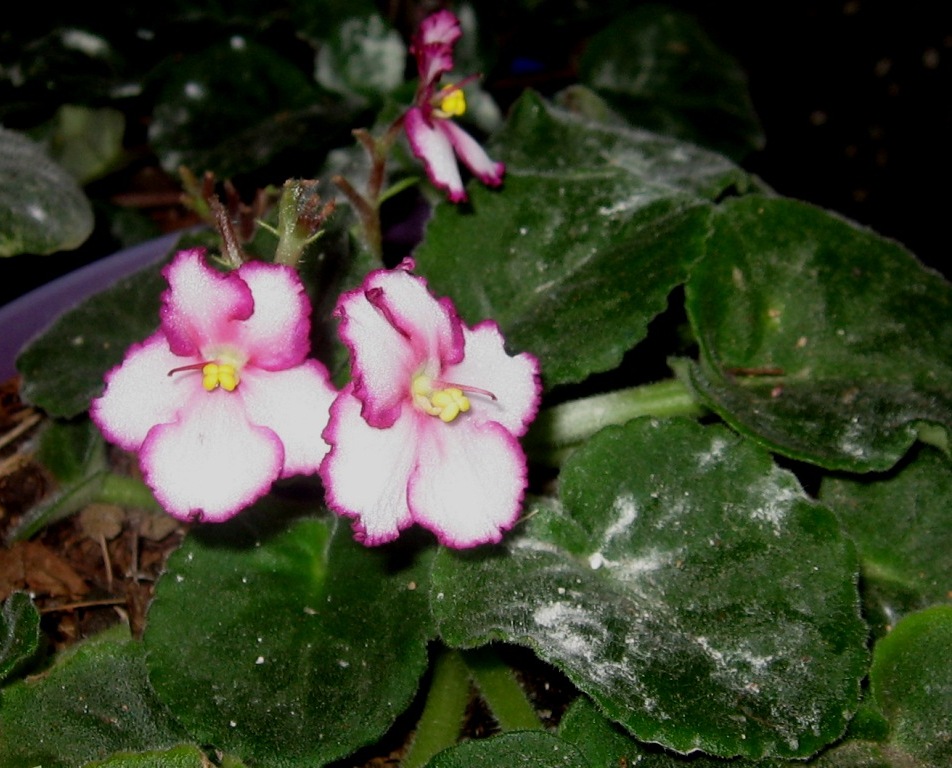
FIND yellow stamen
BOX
[202,362,239,392]
[412,375,470,423]
[438,86,466,118]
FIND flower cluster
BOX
[91,11,533,547]
[404,9,505,203]
[93,251,539,547]
[91,250,337,522]
[320,260,540,547]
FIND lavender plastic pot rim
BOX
[0,231,186,384]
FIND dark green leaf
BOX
[870,606,952,767]
[415,92,750,389]
[559,696,898,768]
[17,255,171,418]
[821,446,952,636]
[36,416,108,484]
[685,195,952,471]
[315,14,406,104]
[82,745,214,768]
[148,40,355,179]
[577,5,764,160]
[558,697,643,768]
[0,127,93,257]
[0,592,42,684]
[144,510,433,767]
[423,731,590,768]
[432,418,868,759]
[0,625,189,768]
[45,105,127,185]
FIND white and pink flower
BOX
[320,260,540,548]
[91,249,337,522]
[404,10,505,203]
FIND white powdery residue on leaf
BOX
[25,203,48,223]
[611,546,680,588]
[696,435,730,469]
[532,600,641,688]
[693,630,831,753]
[604,494,639,541]
[837,416,871,461]
[746,472,802,535]
[597,190,662,218]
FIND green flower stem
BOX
[463,647,543,731]
[98,473,163,513]
[402,647,472,768]
[526,378,705,461]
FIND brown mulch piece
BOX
[0,375,185,648]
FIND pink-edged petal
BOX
[140,391,283,522]
[439,119,505,187]
[91,333,193,451]
[443,321,541,436]
[409,420,527,548]
[319,389,417,545]
[233,260,312,370]
[238,361,337,476]
[405,107,467,203]
[160,249,253,356]
[337,266,463,427]
[418,10,462,49]
[412,11,461,84]
[415,45,455,88]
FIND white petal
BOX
[337,267,462,427]
[405,108,467,202]
[239,361,337,476]
[140,392,283,522]
[160,249,253,356]
[320,391,417,545]
[91,334,192,451]
[443,322,541,436]
[439,119,504,186]
[233,260,312,370]
[409,420,527,547]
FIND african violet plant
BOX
[2,5,951,768]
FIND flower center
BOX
[168,360,241,392]
[412,375,469,423]
[435,85,466,118]
[201,362,240,392]
[411,374,497,423]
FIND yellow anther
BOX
[411,375,470,423]
[431,388,470,423]
[202,362,239,392]
[438,87,466,117]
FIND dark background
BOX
[2,0,950,307]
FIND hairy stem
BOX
[401,647,472,768]
[526,378,706,463]
[463,646,543,731]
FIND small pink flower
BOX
[320,259,541,548]
[91,249,337,522]
[404,10,504,203]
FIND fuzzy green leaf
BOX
[870,606,952,767]
[415,91,750,389]
[16,257,170,418]
[0,625,188,768]
[577,6,764,160]
[82,745,215,768]
[0,127,93,257]
[685,195,952,471]
[144,510,433,768]
[424,731,590,768]
[432,418,867,759]
[0,592,42,684]
[821,446,952,636]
